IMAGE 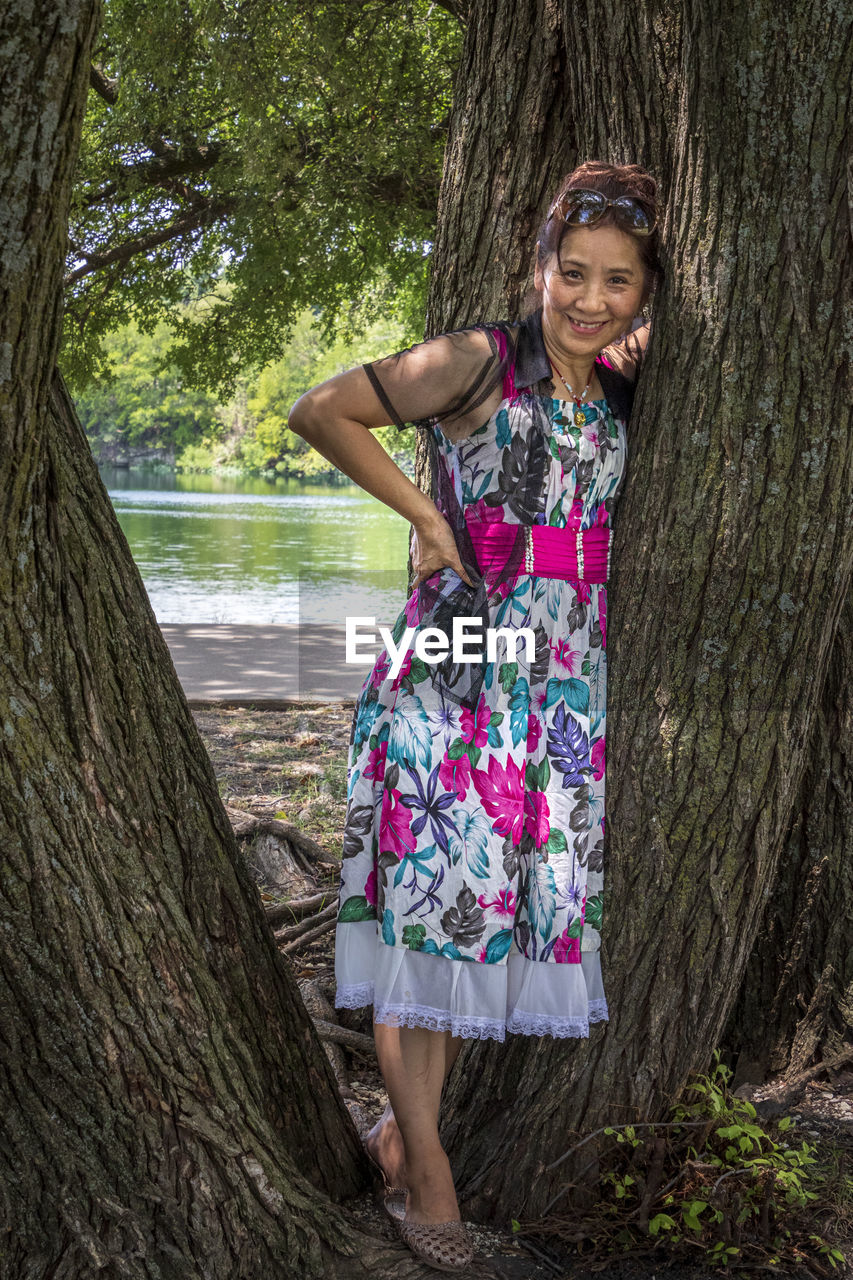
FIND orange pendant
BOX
[574,409,585,426]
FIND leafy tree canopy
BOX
[75,291,414,478]
[63,0,463,399]
[73,316,221,451]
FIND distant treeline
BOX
[75,306,416,482]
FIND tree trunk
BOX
[723,588,853,1081]
[0,6,410,1274]
[415,0,576,490]
[422,0,853,1222]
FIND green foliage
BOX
[514,1051,851,1277]
[73,317,221,451]
[76,298,415,479]
[242,305,415,476]
[61,0,462,398]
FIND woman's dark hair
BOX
[536,160,663,302]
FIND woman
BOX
[289,160,662,1272]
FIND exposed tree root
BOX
[282,911,338,952]
[314,1019,377,1057]
[225,806,331,872]
[264,890,330,926]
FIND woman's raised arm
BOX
[288,328,500,584]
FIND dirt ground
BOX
[191,700,853,1280]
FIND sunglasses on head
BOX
[548,188,657,237]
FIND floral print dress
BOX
[334,313,638,1041]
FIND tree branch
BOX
[64,198,239,286]
[81,145,227,209]
[67,160,435,290]
[431,0,467,21]
[89,63,118,104]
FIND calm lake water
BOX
[101,467,411,626]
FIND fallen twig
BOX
[313,1019,376,1056]
[264,891,328,926]
[515,1237,565,1276]
[652,1157,720,1205]
[779,1043,853,1093]
[277,899,338,945]
[540,1156,600,1217]
[281,910,337,952]
[545,1119,710,1172]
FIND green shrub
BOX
[514,1050,851,1277]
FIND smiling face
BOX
[533,223,648,366]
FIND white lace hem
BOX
[334,921,609,1043]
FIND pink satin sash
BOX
[467,520,611,584]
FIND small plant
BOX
[323,759,348,802]
[514,1050,851,1278]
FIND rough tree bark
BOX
[414,0,577,496]
[0,6,415,1275]
[723,587,853,1080]
[421,0,853,1222]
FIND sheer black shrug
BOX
[360,307,648,713]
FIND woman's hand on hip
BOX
[412,511,475,588]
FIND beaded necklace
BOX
[550,360,597,426]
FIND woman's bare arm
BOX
[600,317,652,380]
[289,364,439,534]
[288,333,497,586]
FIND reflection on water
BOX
[101,467,411,625]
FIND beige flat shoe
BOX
[362,1140,407,1222]
[393,1215,475,1272]
[382,1186,407,1220]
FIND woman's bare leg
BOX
[370,1021,467,1223]
[364,1096,406,1189]
[444,1032,464,1077]
[365,1027,465,1193]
